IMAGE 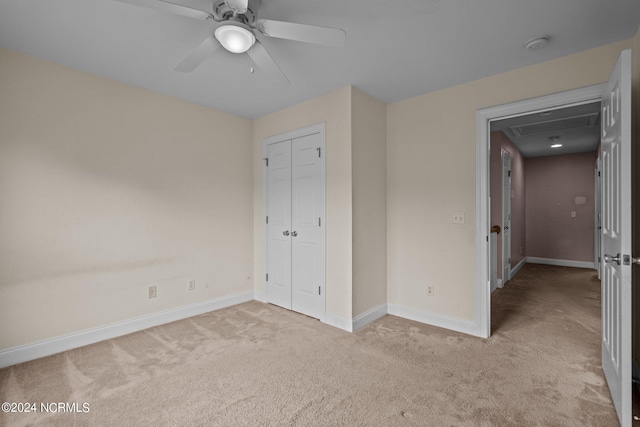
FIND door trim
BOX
[475,84,604,338]
[262,122,326,323]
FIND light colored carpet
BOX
[0,264,619,426]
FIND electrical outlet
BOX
[452,212,465,224]
[148,285,157,299]
[188,279,196,291]
[427,285,434,296]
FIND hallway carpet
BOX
[0,264,618,426]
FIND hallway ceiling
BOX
[491,103,601,158]
[1,0,639,119]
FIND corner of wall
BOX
[350,88,388,318]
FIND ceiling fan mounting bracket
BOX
[213,0,261,24]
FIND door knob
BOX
[604,253,621,265]
[292,231,297,237]
[283,230,290,236]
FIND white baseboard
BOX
[527,257,595,269]
[0,291,254,369]
[387,304,479,336]
[511,258,527,277]
[352,304,388,332]
[324,312,353,332]
[497,279,504,288]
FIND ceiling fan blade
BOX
[250,41,290,86]
[113,0,213,20]
[175,36,221,72]
[256,19,346,48]
[225,0,248,14]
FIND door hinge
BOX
[266,216,268,224]
[486,236,489,242]
[319,217,321,227]
[598,171,601,177]
[317,147,322,158]
[264,157,269,167]
[508,170,511,177]
[318,286,321,295]
[266,273,269,282]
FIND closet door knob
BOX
[283,230,290,236]
[292,231,298,237]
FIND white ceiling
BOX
[491,102,601,158]
[1,0,639,119]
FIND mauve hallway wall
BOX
[525,151,597,263]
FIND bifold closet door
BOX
[290,133,324,320]
[266,140,292,309]
[266,132,324,320]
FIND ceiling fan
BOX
[114,0,346,84]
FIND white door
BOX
[600,49,632,427]
[265,127,325,320]
[291,133,325,319]
[594,157,602,279]
[266,140,292,309]
[502,150,512,284]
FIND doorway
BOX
[476,49,633,426]
[474,83,605,339]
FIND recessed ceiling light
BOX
[525,37,549,51]
[551,144,563,148]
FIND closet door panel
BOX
[266,140,292,309]
[291,133,324,319]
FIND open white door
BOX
[595,157,602,279]
[502,150,512,284]
[600,48,632,427]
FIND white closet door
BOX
[266,140,292,309]
[291,132,325,319]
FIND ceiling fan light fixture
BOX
[215,22,255,53]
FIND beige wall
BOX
[2,30,638,353]
[0,49,253,350]
[525,152,597,262]
[387,39,632,322]
[351,88,387,317]
[252,88,353,319]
